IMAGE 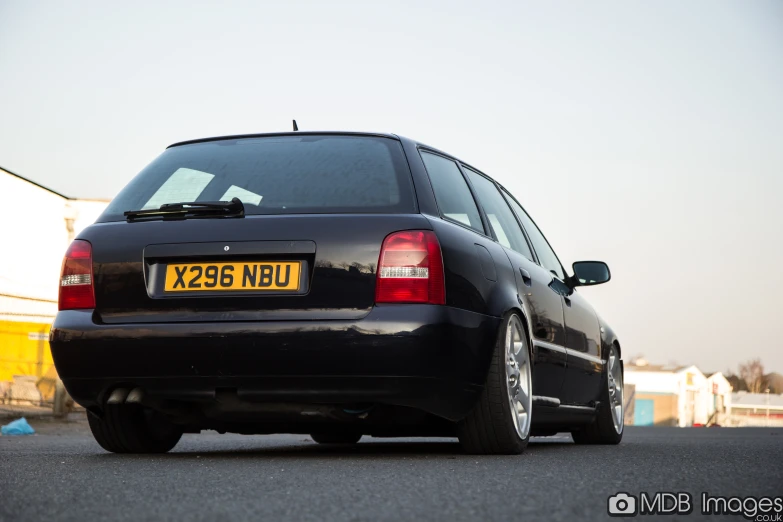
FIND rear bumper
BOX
[50,305,500,421]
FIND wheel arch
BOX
[599,320,622,361]
[507,304,535,362]
[474,304,533,388]
[612,339,622,359]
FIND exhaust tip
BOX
[126,388,145,404]
[107,388,130,405]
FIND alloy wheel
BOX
[505,315,532,439]
[607,346,624,433]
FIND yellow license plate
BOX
[164,262,301,292]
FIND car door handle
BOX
[564,296,572,307]
[519,268,532,287]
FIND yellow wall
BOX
[0,319,53,381]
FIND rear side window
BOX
[502,190,566,280]
[420,152,484,233]
[463,168,534,261]
[99,135,415,222]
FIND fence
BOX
[717,412,783,428]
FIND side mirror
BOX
[571,261,611,287]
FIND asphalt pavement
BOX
[1,418,781,521]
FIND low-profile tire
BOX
[88,404,183,454]
[571,344,624,445]
[457,312,532,455]
[310,432,362,444]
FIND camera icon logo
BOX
[608,493,638,517]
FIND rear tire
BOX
[571,344,624,445]
[88,404,183,454]
[457,312,532,455]
[310,432,362,444]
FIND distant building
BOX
[729,391,783,427]
[705,372,732,423]
[0,165,108,398]
[624,359,732,427]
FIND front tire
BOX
[457,312,532,455]
[88,404,183,454]
[571,344,624,445]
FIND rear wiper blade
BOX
[158,198,245,213]
[124,197,245,222]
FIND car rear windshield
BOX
[98,135,416,222]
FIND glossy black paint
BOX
[84,214,432,323]
[560,290,603,404]
[51,306,498,422]
[397,134,606,407]
[508,252,568,400]
[50,131,620,434]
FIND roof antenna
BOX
[292,119,299,132]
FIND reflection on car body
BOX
[51,131,625,454]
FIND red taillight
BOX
[58,240,95,311]
[375,230,445,305]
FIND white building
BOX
[705,372,733,423]
[624,359,732,427]
[728,392,783,427]
[0,166,108,317]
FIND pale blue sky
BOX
[1,1,782,373]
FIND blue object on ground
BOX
[1,417,35,436]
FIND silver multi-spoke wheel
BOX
[505,315,532,440]
[457,312,532,454]
[607,346,624,433]
[571,343,624,445]
[607,347,624,433]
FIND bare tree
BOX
[724,371,747,392]
[738,358,766,393]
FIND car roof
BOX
[167,131,402,148]
[166,130,486,184]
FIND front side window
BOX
[463,168,533,260]
[99,135,415,222]
[502,190,566,280]
[420,152,484,233]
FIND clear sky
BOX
[1,1,781,373]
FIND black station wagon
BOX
[51,131,625,454]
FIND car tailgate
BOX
[81,213,433,324]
